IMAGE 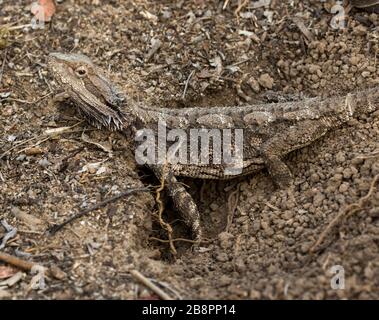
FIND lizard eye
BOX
[75,66,87,77]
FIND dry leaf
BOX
[0,272,23,287]
[44,127,72,136]
[11,207,44,229]
[79,161,108,175]
[31,0,56,22]
[0,266,18,280]
[140,10,158,24]
[29,265,46,290]
[25,146,45,155]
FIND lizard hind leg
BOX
[149,164,202,241]
[261,119,330,189]
[263,154,293,189]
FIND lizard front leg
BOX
[261,119,331,188]
[148,164,202,241]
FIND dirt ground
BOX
[0,0,378,299]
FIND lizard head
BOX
[48,52,127,131]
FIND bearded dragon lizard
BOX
[47,52,379,240]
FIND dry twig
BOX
[310,174,379,253]
[48,186,150,235]
[0,49,8,85]
[223,0,230,10]
[0,121,84,159]
[149,236,207,244]
[2,92,52,105]
[155,165,177,255]
[130,269,174,300]
[292,17,315,43]
[0,251,35,272]
[235,0,249,17]
[182,70,195,100]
